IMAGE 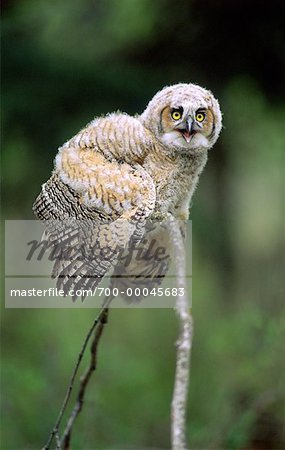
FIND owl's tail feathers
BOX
[54,214,146,301]
[55,236,119,301]
[56,262,108,301]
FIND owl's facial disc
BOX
[159,105,216,152]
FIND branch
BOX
[168,217,193,450]
[54,430,61,450]
[61,307,110,448]
[42,297,112,450]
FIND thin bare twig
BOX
[54,429,61,449]
[42,297,112,450]
[168,217,193,450]
[43,217,192,449]
[61,307,110,448]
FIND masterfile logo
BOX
[5,220,192,308]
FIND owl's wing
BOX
[33,149,156,299]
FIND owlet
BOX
[33,83,222,299]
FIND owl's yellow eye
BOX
[171,111,182,121]
[195,112,206,122]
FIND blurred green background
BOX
[1,0,285,448]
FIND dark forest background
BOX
[1,0,285,448]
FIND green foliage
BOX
[1,0,284,448]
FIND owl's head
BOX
[140,83,222,155]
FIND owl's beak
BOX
[181,118,194,143]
